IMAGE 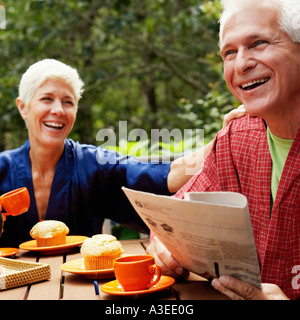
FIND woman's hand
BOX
[146,236,189,278]
[223,105,246,128]
[167,105,247,193]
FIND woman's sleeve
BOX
[95,147,172,233]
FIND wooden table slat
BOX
[27,254,64,300]
[0,284,29,300]
[0,251,38,300]
[173,273,229,300]
[62,250,99,300]
[0,238,228,300]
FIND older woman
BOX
[0,59,224,246]
[0,59,244,247]
[0,59,168,246]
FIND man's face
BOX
[221,7,300,121]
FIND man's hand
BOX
[211,275,289,300]
[146,236,189,278]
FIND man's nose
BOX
[234,49,257,74]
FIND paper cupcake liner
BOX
[36,234,67,247]
[84,253,121,270]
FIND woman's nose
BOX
[51,100,65,115]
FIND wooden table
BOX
[0,238,228,301]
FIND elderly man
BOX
[147,0,300,300]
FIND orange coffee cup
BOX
[0,187,30,216]
[114,254,161,291]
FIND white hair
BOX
[18,59,85,107]
[219,0,300,46]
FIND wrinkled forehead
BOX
[220,6,280,49]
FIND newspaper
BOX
[122,187,261,288]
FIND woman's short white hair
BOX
[219,0,300,46]
[18,59,85,106]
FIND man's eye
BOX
[253,40,268,47]
[223,49,236,59]
[226,50,236,56]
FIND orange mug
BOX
[0,187,30,216]
[114,254,161,291]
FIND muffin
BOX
[92,234,117,242]
[81,234,124,270]
[30,220,69,247]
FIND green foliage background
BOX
[0,0,239,152]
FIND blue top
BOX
[0,139,171,247]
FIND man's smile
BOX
[240,77,270,91]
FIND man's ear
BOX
[16,98,27,120]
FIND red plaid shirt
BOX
[175,114,300,299]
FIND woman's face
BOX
[18,78,78,150]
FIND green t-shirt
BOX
[267,127,293,208]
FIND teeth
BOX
[44,122,64,128]
[241,78,269,89]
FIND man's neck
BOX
[264,113,300,140]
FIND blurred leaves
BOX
[106,134,203,158]
[0,0,238,151]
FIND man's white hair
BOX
[219,0,300,46]
[19,59,85,107]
